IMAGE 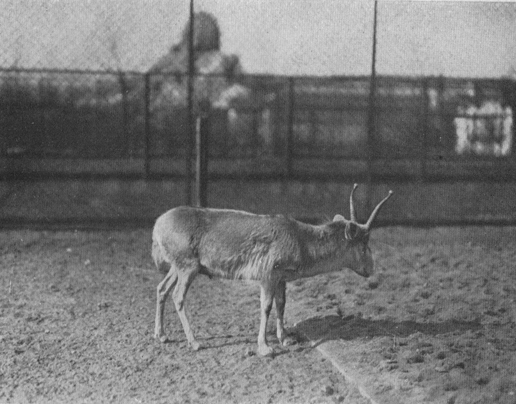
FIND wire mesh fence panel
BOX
[213,74,289,158]
[420,77,515,182]
[374,77,425,159]
[293,77,370,159]
[0,70,147,178]
[0,71,43,156]
[440,78,512,159]
[375,1,516,167]
[147,73,189,158]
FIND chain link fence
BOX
[1,1,516,226]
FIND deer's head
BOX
[333,184,393,278]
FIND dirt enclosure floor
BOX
[1,226,516,404]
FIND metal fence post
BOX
[437,75,445,155]
[143,73,151,178]
[186,0,195,205]
[286,77,295,177]
[367,0,379,213]
[195,102,209,207]
[421,78,429,181]
[118,71,129,158]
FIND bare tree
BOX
[94,6,132,157]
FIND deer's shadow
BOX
[162,315,482,355]
[292,314,482,347]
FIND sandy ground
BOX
[1,227,516,404]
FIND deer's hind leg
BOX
[155,264,178,343]
[172,261,201,351]
[274,280,296,346]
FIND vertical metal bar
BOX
[286,77,295,176]
[37,77,46,157]
[437,75,445,155]
[144,73,151,178]
[195,114,208,207]
[420,78,429,181]
[195,116,202,206]
[186,0,195,205]
[510,81,516,157]
[118,71,129,158]
[252,107,259,156]
[367,0,378,212]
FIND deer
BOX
[152,184,393,356]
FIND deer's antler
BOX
[363,190,393,230]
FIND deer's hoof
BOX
[282,336,297,346]
[155,333,169,343]
[190,340,201,351]
[257,344,275,357]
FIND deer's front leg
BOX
[172,266,200,351]
[258,282,276,357]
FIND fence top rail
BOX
[1,66,514,84]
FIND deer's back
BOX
[153,206,301,280]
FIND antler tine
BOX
[349,183,358,222]
[364,190,393,230]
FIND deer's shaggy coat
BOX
[152,207,361,282]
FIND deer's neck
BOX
[297,222,347,274]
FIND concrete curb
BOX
[316,342,380,404]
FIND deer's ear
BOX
[333,214,345,222]
[344,222,359,240]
